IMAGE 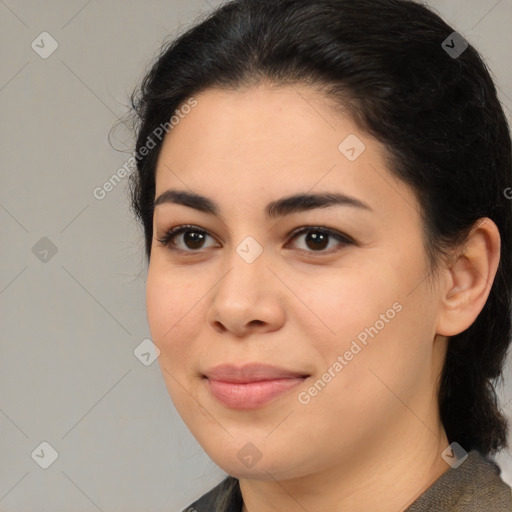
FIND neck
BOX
[239,417,450,512]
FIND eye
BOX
[156,225,353,255]
[156,225,218,252]
[286,226,353,254]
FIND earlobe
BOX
[436,218,501,337]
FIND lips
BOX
[203,363,309,409]
[204,363,308,382]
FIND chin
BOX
[199,439,310,482]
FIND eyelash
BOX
[155,224,354,256]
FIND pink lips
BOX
[203,363,308,409]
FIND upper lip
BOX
[203,363,309,383]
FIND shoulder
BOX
[406,450,512,512]
[182,476,242,512]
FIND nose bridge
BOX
[206,232,282,334]
[220,233,268,298]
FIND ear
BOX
[436,218,501,337]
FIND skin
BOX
[145,83,501,511]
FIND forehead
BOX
[154,84,417,221]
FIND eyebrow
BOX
[154,189,373,219]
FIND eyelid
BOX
[155,224,354,254]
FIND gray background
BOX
[0,0,511,510]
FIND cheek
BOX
[145,264,199,362]
[300,248,432,392]
[299,262,403,352]
[146,266,203,416]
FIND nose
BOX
[206,246,286,337]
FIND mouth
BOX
[202,363,310,409]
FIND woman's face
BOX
[146,84,448,480]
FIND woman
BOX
[128,0,512,510]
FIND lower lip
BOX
[206,377,307,409]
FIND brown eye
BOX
[288,227,353,254]
[304,231,329,251]
[181,230,207,250]
[156,225,218,251]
